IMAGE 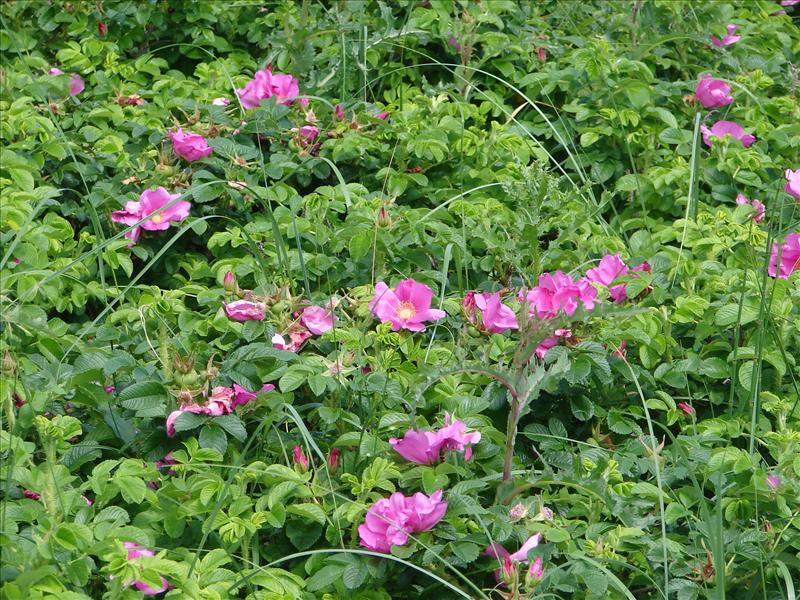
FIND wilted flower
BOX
[463,291,518,333]
[695,75,733,109]
[509,503,528,522]
[768,233,800,279]
[766,474,781,491]
[358,490,448,553]
[110,187,190,244]
[701,120,756,148]
[167,128,213,161]
[539,506,554,521]
[231,383,275,407]
[299,305,337,334]
[484,533,542,563]
[293,445,310,471]
[69,74,84,96]
[298,125,320,143]
[369,279,446,332]
[224,300,264,321]
[785,169,800,199]
[710,24,740,47]
[735,194,765,223]
[236,66,301,109]
[123,542,169,595]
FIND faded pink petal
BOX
[224,300,264,321]
[232,383,275,407]
[508,533,541,562]
[701,120,756,148]
[298,125,319,143]
[300,305,337,335]
[69,74,84,96]
[768,232,800,279]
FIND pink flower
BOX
[781,0,799,5]
[69,74,84,96]
[110,187,190,243]
[328,448,340,471]
[223,271,236,293]
[710,24,741,47]
[48,68,64,75]
[165,410,181,437]
[358,490,447,553]
[300,305,337,334]
[123,542,169,595]
[82,495,94,506]
[528,556,544,581]
[389,414,480,464]
[768,233,800,279]
[167,128,213,161]
[206,386,234,416]
[785,169,800,199]
[272,327,312,352]
[677,402,695,416]
[298,125,319,143]
[236,67,301,109]
[613,340,627,359]
[735,194,765,223]
[231,383,275,407]
[767,474,781,491]
[537,46,547,62]
[695,75,733,109]
[293,445,309,471]
[585,254,630,303]
[701,120,756,148]
[463,292,518,333]
[224,300,264,321]
[105,385,116,394]
[23,489,41,501]
[375,111,390,120]
[484,533,541,564]
[520,271,597,319]
[212,97,230,106]
[334,104,345,120]
[369,279,446,332]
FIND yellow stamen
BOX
[150,213,165,224]
[396,301,417,320]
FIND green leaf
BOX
[199,425,228,455]
[174,411,207,433]
[286,503,326,525]
[118,381,168,411]
[214,414,247,442]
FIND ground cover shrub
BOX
[1,1,799,598]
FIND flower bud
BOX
[377,206,392,228]
[223,271,236,293]
[527,556,544,584]
[293,445,310,472]
[327,448,340,473]
[509,502,528,522]
[2,351,16,376]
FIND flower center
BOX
[395,301,417,321]
[150,212,165,224]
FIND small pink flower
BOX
[300,305,337,334]
[389,413,480,464]
[293,445,309,471]
[167,128,213,161]
[123,542,169,595]
[463,291,518,333]
[701,120,756,148]
[236,67,301,109]
[69,74,84,96]
[766,474,781,491]
[224,300,264,321]
[358,490,447,553]
[528,556,544,581]
[212,97,230,106]
[695,75,733,109]
[328,448,340,471]
[110,187,190,244]
[677,402,695,416]
[710,24,740,47]
[298,125,319,143]
[105,385,116,394]
[369,279,446,332]
[768,233,800,279]
[735,194,765,223]
[785,169,800,199]
[484,533,541,564]
[334,104,345,120]
[585,254,630,303]
[375,111,390,120]
[48,67,64,75]
[231,383,275,407]
[520,271,596,320]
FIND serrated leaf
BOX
[117,382,169,411]
[199,425,228,455]
[286,503,326,525]
[215,414,247,442]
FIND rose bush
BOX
[1,1,798,599]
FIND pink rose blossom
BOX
[69,74,84,96]
[48,68,64,75]
[768,232,800,279]
[300,305,337,334]
[520,271,597,319]
[710,24,741,47]
[206,386,234,416]
[110,187,190,243]
[463,291,518,333]
[695,75,733,109]
[389,414,481,464]
[212,97,230,106]
[785,169,800,199]
[435,412,482,460]
[231,383,275,407]
[767,474,781,491]
[298,125,320,143]
[701,120,756,148]
[369,279,446,332]
[358,490,447,553]
[224,300,264,321]
[735,194,765,223]
[585,254,630,303]
[528,556,545,581]
[167,128,213,161]
[123,542,169,595]
[236,67,301,109]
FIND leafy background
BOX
[1,1,799,599]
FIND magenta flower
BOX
[272,327,313,352]
[300,305,337,334]
[695,75,733,109]
[520,271,597,319]
[701,120,756,148]
[212,97,230,106]
[369,279,446,332]
[435,413,482,460]
[298,125,320,143]
[334,104,345,120]
[48,67,64,75]
[768,232,800,279]
[735,194,765,223]
[585,254,630,303]
[677,402,695,416]
[484,533,542,564]
[463,292,518,333]
[766,474,781,491]
[293,445,309,471]
[167,128,213,161]
[232,383,275,407]
[23,489,41,500]
[528,556,545,581]
[69,74,84,96]
[224,300,265,321]
[358,490,448,553]
[785,169,800,199]
[236,67,301,109]
[389,413,481,464]
[534,328,572,359]
[710,24,741,47]
[123,542,169,595]
[375,111,390,120]
[110,187,190,243]
[206,386,234,416]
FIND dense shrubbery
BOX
[1,1,799,598]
